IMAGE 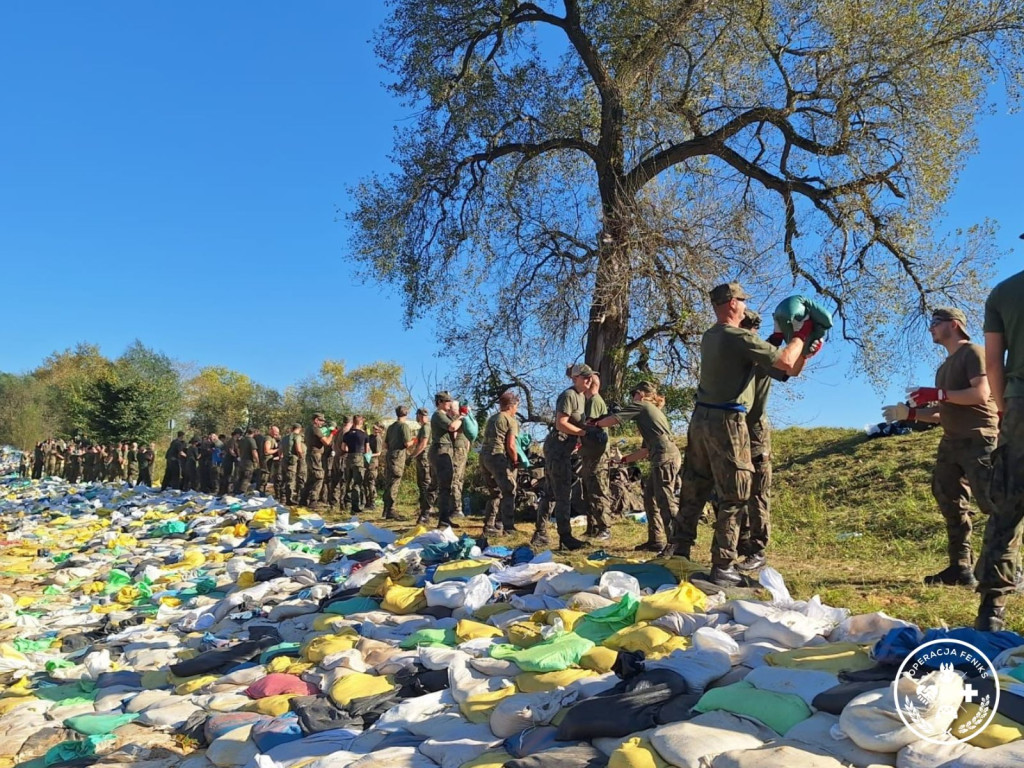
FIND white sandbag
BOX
[653,611,721,637]
[0,711,50,757]
[744,666,839,706]
[347,747,437,768]
[136,698,204,730]
[839,671,964,753]
[566,591,617,613]
[425,581,466,609]
[418,723,500,768]
[469,657,521,677]
[207,725,260,768]
[489,689,578,738]
[736,640,788,668]
[488,561,570,587]
[419,646,468,671]
[785,712,897,767]
[487,610,531,629]
[535,570,600,596]
[645,648,732,694]
[374,689,455,733]
[710,744,847,767]
[692,627,740,661]
[125,690,176,713]
[725,600,779,627]
[650,711,774,768]
[509,593,566,612]
[593,727,657,757]
[745,610,830,648]
[598,571,642,599]
[945,740,1024,766]
[267,599,320,622]
[897,735,982,768]
[829,612,917,645]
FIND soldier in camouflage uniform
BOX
[883,307,999,588]
[665,282,814,587]
[581,374,612,540]
[280,423,304,506]
[300,414,334,509]
[429,393,462,527]
[412,408,436,524]
[976,266,1024,631]
[126,442,139,485]
[382,406,417,520]
[451,403,472,517]
[363,423,384,510]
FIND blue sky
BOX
[1,3,1020,428]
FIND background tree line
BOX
[0,341,405,449]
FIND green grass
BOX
[326,426,1019,631]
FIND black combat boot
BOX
[924,565,978,587]
[975,594,1007,632]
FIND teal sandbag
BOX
[605,563,678,591]
[772,295,833,348]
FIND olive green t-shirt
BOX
[555,387,586,427]
[582,394,609,457]
[305,425,324,458]
[385,419,416,451]
[747,366,789,426]
[483,412,518,456]
[697,324,782,409]
[984,269,1024,401]
[616,400,675,456]
[237,436,258,467]
[430,410,456,452]
[935,343,999,439]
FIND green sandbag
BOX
[325,596,380,616]
[63,712,139,736]
[772,295,833,348]
[399,627,458,649]
[44,734,115,766]
[574,593,639,644]
[693,680,812,735]
[490,632,595,672]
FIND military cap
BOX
[932,307,970,338]
[435,391,453,404]
[312,412,325,420]
[709,281,751,305]
[567,363,595,378]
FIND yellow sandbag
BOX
[266,656,300,674]
[0,695,37,715]
[603,623,678,654]
[284,661,314,676]
[764,642,874,674]
[955,703,1024,747]
[516,669,597,693]
[303,631,359,663]
[251,509,277,529]
[115,586,141,604]
[328,672,394,708]
[459,684,517,723]
[394,525,429,547]
[169,548,206,570]
[474,603,515,620]
[358,572,391,597]
[647,636,688,659]
[174,674,219,695]
[460,748,513,768]
[237,572,255,589]
[456,619,503,642]
[433,559,494,582]
[579,645,618,673]
[609,737,669,768]
[635,584,707,622]
[507,622,545,648]
[312,614,350,632]
[0,678,33,698]
[381,585,428,615]
[244,694,297,717]
[531,609,585,632]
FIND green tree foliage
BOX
[34,343,112,438]
[0,374,51,449]
[186,367,256,435]
[283,360,405,425]
[349,0,1022,404]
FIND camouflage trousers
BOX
[738,419,772,557]
[481,451,517,530]
[977,399,1024,599]
[674,406,753,566]
[452,445,469,515]
[580,451,611,533]
[300,455,325,506]
[429,447,456,524]
[645,448,682,546]
[383,450,408,515]
[932,434,997,569]
[543,438,577,536]
[416,452,436,515]
[363,461,380,508]
[343,454,367,511]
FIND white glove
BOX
[881,403,910,423]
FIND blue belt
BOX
[696,401,747,413]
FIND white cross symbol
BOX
[963,684,979,704]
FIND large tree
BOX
[350,0,1020,408]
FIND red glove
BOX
[459,405,469,415]
[767,332,784,347]
[906,387,946,407]
[792,316,814,341]
[805,339,823,358]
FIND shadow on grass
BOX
[776,432,870,470]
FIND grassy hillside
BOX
[359,426,1019,631]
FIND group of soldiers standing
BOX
[23,439,156,486]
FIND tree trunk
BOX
[584,214,630,398]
